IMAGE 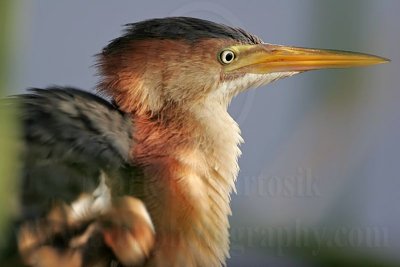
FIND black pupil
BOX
[225,52,233,62]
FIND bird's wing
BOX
[19,87,133,169]
[2,87,154,267]
[11,87,134,218]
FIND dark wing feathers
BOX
[0,87,137,266]
[7,87,134,219]
[18,87,133,168]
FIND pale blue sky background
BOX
[8,1,400,266]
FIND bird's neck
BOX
[131,102,242,267]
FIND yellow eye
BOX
[219,50,235,64]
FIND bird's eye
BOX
[219,50,235,64]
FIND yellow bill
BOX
[223,43,389,73]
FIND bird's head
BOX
[97,17,388,116]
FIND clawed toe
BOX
[101,196,155,266]
[18,196,155,267]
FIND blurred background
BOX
[1,0,399,266]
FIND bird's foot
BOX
[101,196,155,266]
[17,200,94,267]
[18,196,155,267]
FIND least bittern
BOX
[6,17,388,267]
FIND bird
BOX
[3,17,388,267]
